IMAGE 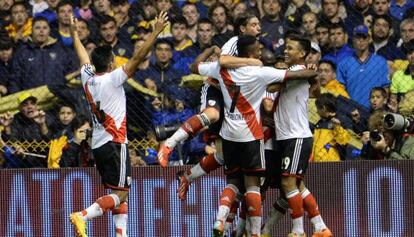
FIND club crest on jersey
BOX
[208,100,216,106]
[128,26,135,34]
[49,52,57,60]
[127,176,132,185]
[118,48,126,56]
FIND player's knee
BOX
[280,176,297,192]
[112,190,129,203]
[203,107,220,123]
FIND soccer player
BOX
[68,12,168,237]
[191,35,317,237]
[157,13,263,168]
[269,35,332,237]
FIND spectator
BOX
[370,15,405,62]
[261,0,290,54]
[344,0,375,36]
[50,101,77,138]
[182,2,200,42]
[306,41,322,64]
[35,0,62,28]
[301,11,318,42]
[322,22,354,65]
[363,110,414,159]
[319,0,346,24]
[0,0,13,26]
[318,60,350,98]
[9,16,77,93]
[59,114,93,167]
[315,21,331,55]
[76,0,93,21]
[129,147,147,167]
[30,0,49,16]
[390,0,414,21]
[76,18,91,44]
[337,25,390,108]
[173,18,215,74]
[0,92,52,141]
[232,2,248,19]
[372,0,401,43]
[6,2,32,43]
[390,39,414,103]
[51,0,74,47]
[0,37,13,96]
[98,15,133,58]
[398,18,414,55]
[284,0,312,29]
[170,16,193,57]
[370,87,389,111]
[111,0,136,42]
[133,39,183,93]
[313,93,350,162]
[195,0,216,19]
[210,3,234,47]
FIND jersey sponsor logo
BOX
[28,57,35,62]
[224,111,256,121]
[208,100,216,106]
[49,52,57,60]
[118,48,126,56]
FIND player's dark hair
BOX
[287,34,311,57]
[91,45,114,73]
[237,35,257,57]
[329,22,346,33]
[11,1,27,11]
[234,13,258,35]
[315,93,337,113]
[110,0,129,7]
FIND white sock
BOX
[216,206,230,222]
[165,128,189,148]
[81,203,103,220]
[292,216,304,234]
[249,216,262,236]
[311,215,327,232]
[114,213,128,236]
[235,217,246,237]
[262,207,285,234]
[186,164,206,182]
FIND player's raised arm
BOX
[124,12,168,76]
[285,69,318,81]
[189,46,220,74]
[219,54,263,69]
[70,15,90,66]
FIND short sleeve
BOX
[221,36,238,56]
[80,64,95,85]
[198,62,221,79]
[259,66,287,85]
[109,65,129,87]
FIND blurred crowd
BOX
[1,0,414,169]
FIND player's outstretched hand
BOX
[153,11,169,34]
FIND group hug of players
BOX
[157,13,333,237]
